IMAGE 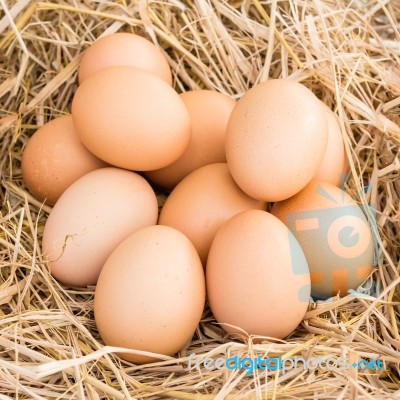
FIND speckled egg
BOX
[72,66,191,171]
[158,163,266,266]
[94,225,205,364]
[313,105,348,187]
[42,167,158,287]
[225,79,328,202]
[22,115,107,206]
[206,209,310,339]
[78,32,172,85]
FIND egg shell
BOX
[158,163,266,265]
[42,167,158,287]
[313,105,348,187]
[78,32,172,85]
[94,225,205,364]
[271,181,375,299]
[21,115,107,206]
[72,66,191,171]
[206,209,310,339]
[145,90,236,189]
[225,79,328,202]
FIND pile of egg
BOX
[22,33,375,364]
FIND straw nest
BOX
[1,0,400,399]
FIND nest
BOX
[1,0,400,398]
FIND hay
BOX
[1,0,399,398]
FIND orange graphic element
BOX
[310,272,322,284]
[331,269,348,296]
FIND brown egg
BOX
[313,105,348,187]
[94,225,205,364]
[42,168,158,287]
[145,90,236,189]
[78,32,172,85]
[72,66,191,171]
[21,115,107,206]
[271,181,375,299]
[206,209,310,339]
[225,79,328,202]
[158,163,266,266]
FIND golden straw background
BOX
[1,0,400,398]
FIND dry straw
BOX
[0,0,400,398]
